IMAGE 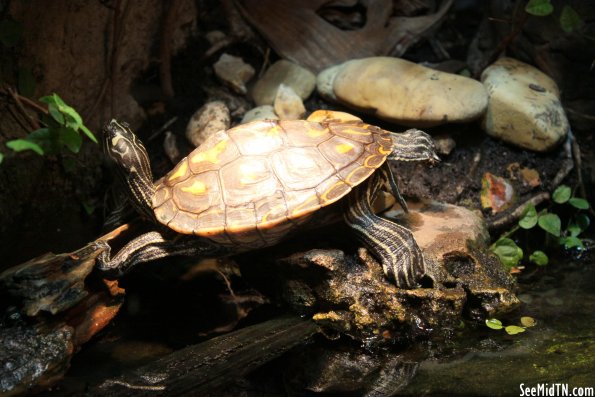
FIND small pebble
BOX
[163,131,182,164]
[241,105,279,123]
[205,30,226,45]
[213,53,255,95]
[185,101,230,148]
[273,84,306,120]
[433,134,456,156]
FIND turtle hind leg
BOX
[343,176,426,289]
[95,231,225,277]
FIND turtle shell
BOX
[152,119,393,248]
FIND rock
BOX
[163,131,182,164]
[317,57,488,127]
[205,30,226,45]
[185,101,230,148]
[273,84,306,120]
[243,201,519,343]
[481,57,569,152]
[213,53,255,95]
[241,105,278,123]
[433,134,456,156]
[251,60,316,106]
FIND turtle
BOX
[97,110,439,288]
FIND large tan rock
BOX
[317,57,488,127]
[481,57,569,152]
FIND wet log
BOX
[93,316,319,396]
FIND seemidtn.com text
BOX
[520,384,594,397]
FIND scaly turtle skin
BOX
[98,110,439,288]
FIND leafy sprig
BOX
[4,93,97,159]
[490,185,591,269]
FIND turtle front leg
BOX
[343,175,427,289]
[95,231,226,277]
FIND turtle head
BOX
[389,129,440,163]
[104,119,155,219]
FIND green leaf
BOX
[80,124,98,143]
[486,318,503,330]
[560,5,583,33]
[0,152,4,164]
[560,236,584,250]
[552,185,571,203]
[520,316,536,327]
[529,250,548,266]
[519,203,538,229]
[51,93,67,107]
[538,213,561,237]
[6,139,44,155]
[505,325,526,335]
[28,127,51,141]
[18,68,36,97]
[575,213,590,232]
[59,127,83,153]
[39,94,59,106]
[56,96,83,129]
[27,128,52,152]
[568,197,590,210]
[490,238,524,268]
[0,18,23,47]
[47,103,65,125]
[525,0,553,16]
[567,223,582,237]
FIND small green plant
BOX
[486,316,536,335]
[525,0,585,34]
[4,93,97,159]
[490,185,591,269]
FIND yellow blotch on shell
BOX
[180,180,208,195]
[168,161,188,182]
[335,143,354,154]
[191,139,228,164]
[306,127,330,138]
[341,127,372,136]
[267,125,282,136]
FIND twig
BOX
[488,191,551,231]
[148,116,178,141]
[12,92,48,115]
[476,0,528,77]
[6,104,32,133]
[6,87,41,130]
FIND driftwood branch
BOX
[94,316,319,396]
